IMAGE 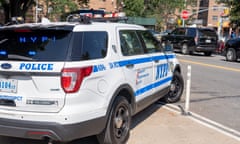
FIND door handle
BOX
[126,64,134,68]
[154,60,159,63]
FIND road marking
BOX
[161,103,240,142]
[179,59,240,72]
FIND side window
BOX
[138,30,160,53]
[119,30,144,56]
[177,28,186,35]
[187,28,196,37]
[171,29,179,35]
[71,31,108,60]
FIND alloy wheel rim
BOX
[114,105,129,139]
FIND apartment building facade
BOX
[89,0,118,12]
[196,0,230,38]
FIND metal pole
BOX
[182,0,187,27]
[184,65,191,115]
[35,0,38,23]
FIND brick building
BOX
[89,0,118,12]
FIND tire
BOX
[181,44,189,55]
[163,71,184,103]
[226,48,237,62]
[204,52,212,56]
[98,96,131,144]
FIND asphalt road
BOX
[176,53,240,132]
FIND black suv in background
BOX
[161,27,218,56]
[224,38,240,62]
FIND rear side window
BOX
[0,29,72,61]
[71,31,108,61]
[187,28,196,37]
[119,30,144,56]
[138,30,160,53]
[198,29,217,37]
[172,28,186,35]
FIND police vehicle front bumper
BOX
[0,116,106,142]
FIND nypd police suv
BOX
[0,16,184,144]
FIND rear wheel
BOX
[226,48,237,61]
[204,52,212,56]
[163,71,184,103]
[98,96,131,144]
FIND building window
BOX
[212,5,218,11]
[212,16,218,21]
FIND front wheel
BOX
[98,96,131,144]
[226,48,237,62]
[163,71,184,103]
[204,52,212,56]
[181,44,189,55]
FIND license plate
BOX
[206,39,211,43]
[0,79,17,93]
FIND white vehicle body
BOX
[0,19,183,143]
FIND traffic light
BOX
[223,8,229,16]
[177,19,182,26]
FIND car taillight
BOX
[61,67,92,93]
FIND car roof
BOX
[178,27,215,30]
[0,21,145,31]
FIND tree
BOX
[144,0,197,30]
[0,0,89,23]
[122,0,197,30]
[122,0,145,17]
[0,0,34,23]
[145,0,185,30]
[45,0,78,21]
[42,0,91,21]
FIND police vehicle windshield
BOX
[0,29,71,61]
[0,29,108,61]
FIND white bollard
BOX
[184,65,191,115]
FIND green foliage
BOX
[48,0,78,20]
[123,0,197,30]
[123,0,145,17]
[77,0,89,8]
[0,0,35,23]
[0,0,89,23]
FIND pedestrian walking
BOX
[230,31,236,39]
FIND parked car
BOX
[148,29,162,41]
[149,29,169,42]
[161,27,218,56]
[224,38,240,62]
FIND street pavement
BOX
[128,103,240,144]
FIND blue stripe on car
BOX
[135,76,172,96]
[93,54,175,96]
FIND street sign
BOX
[181,10,189,20]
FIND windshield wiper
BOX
[0,39,8,44]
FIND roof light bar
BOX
[66,12,127,23]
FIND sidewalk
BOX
[128,104,240,144]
